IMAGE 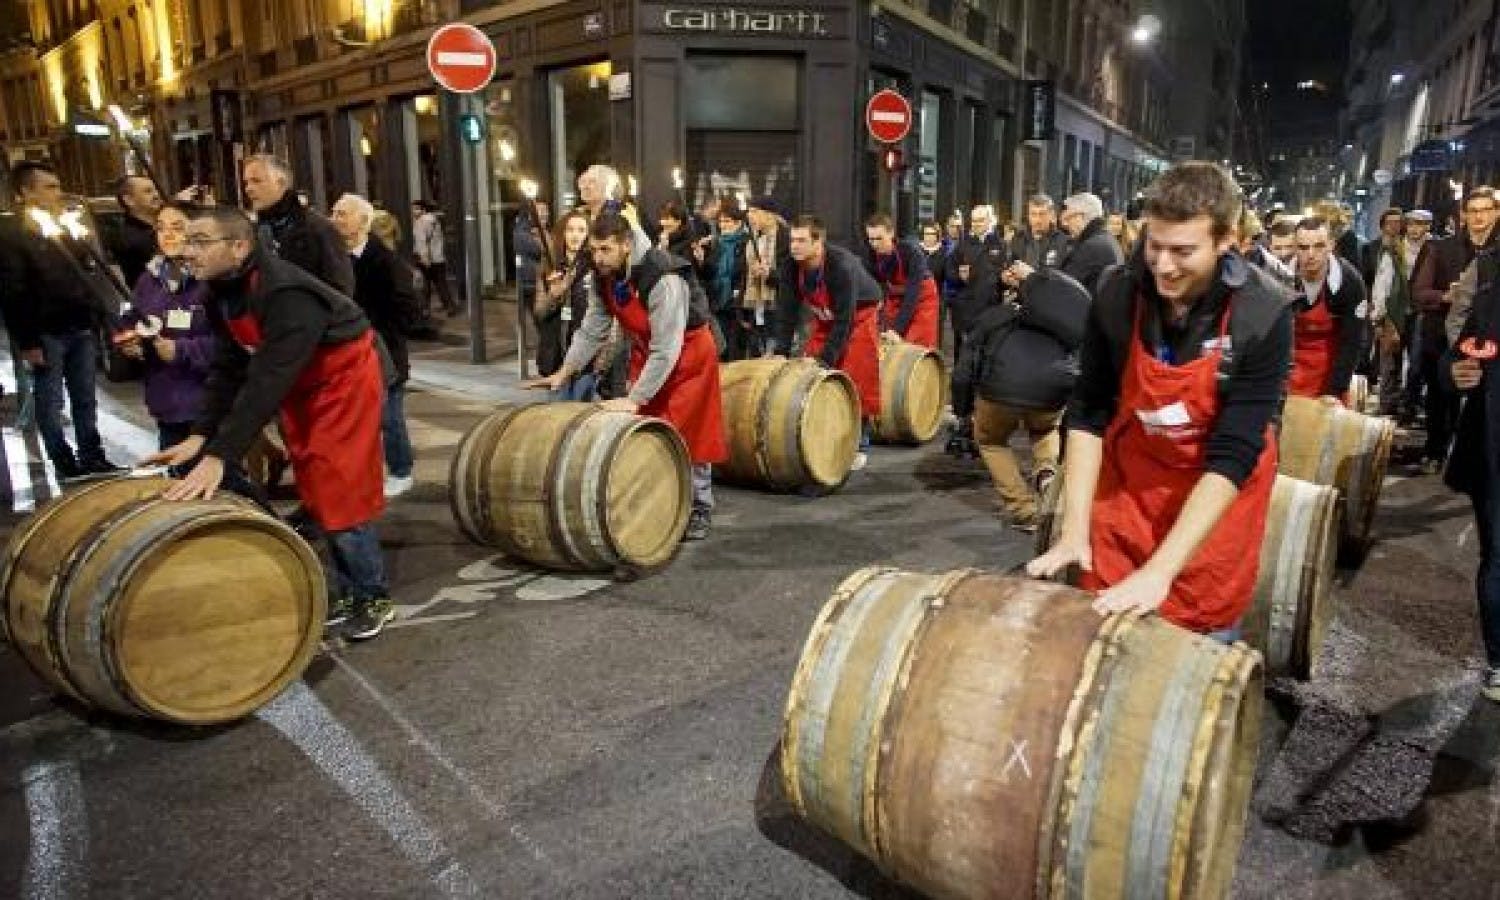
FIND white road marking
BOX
[329,655,551,863]
[256,682,481,897]
[21,759,86,900]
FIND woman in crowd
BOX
[536,208,607,400]
[708,202,752,359]
[119,200,216,451]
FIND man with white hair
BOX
[943,203,1006,352]
[1010,192,1121,297]
[331,193,421,498]
[242,154,354,296]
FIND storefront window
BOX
[410,93,442,204]
[917,91,942,225]
[294,116,335,211]
[683,55,801,214]
[547,60,612,210]
[346,105,381,204]
[257,122,289,161]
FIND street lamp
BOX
[1131,14,1161,44]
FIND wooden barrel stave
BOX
[874,343,949,445]
[1278,397,1394,558]
[782,568,1263,900]
[2,478,326,723]
[450,403,691,571]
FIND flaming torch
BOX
[519,178,555,272]
[107,104,167,198]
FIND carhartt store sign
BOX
[643,5,844,38]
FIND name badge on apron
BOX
[166,308,193,330]
[560,305,573,322]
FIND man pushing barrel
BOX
[525,213,726,542]
[862,212,940,349]
[773,215,884,470]
[1027,162,1293,639]
[145,206,395,641]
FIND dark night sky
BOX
[1244,0,1353,102]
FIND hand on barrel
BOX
[1090,567,1171,619]
[522,370,569,391]
[1025,537,1092,581]
[597,397,639,414]
[141,435,225,502]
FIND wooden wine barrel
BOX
[449,403,692,572]
[0,477,326,724]
[872,340,948,445]
[719,358,860,492]
[781,568,1262,900]
[1035,471,1338,679]
[1278,395,1395,560]
[1243,474,1340,679]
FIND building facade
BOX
[0,0,1238,282]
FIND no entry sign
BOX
[427,23,497,94]
[866,89,912,144]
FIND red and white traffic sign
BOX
[426,23,497,94]
[866,89,913,144]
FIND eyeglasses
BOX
[183,236,234,248]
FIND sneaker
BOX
[51,457,86,482]
[325,594,356,627]
[851,452,869,472]
[1484,668,1500,703]
[384,475,415,498]
[344,597,396,641]
[683,509,711,542]
[80,457,126,476]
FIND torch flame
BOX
[498,139,516,162]
[59,210,90,240]
[28,208,62,238]
[519,179,538,199]
[627,175,638,198]
[107,104,133,133]
[672,167,684,190]
[736,191,747,211]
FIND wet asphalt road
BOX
[0,334,1498,899]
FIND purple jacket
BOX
[126,257,216,424]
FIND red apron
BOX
[1288,289,1339,398]
[875,252,940,349]
[607,279,728,465]
[1080,295,1278,633]
[799,266,883,417]
[223,314,386,532]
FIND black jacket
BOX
[110,213,158,291]
[534,249,592,377]
[256,190,356,296]
[0,216,112,349]
[1008,227,1070,270]
[774,243,881,367]
[1069,253,1294,487]
[1442,248,1500,497]
[1293,256,1366,397]
[1055,218,1124,297]
[352,237,421,383]
[863,239,934,334]
[943,233,1008,332]
[194,250,374,463]
[953,269,1092,414]
[513,211,546,293]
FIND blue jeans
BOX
[34,329,104,464]
[327,524,389,602]
[859,420,872,452]
[557,371,599,402]
[381,384,414,478]
[1206,622,1244,645]
[692,463,713,513]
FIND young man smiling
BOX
[1028,161,1293,638]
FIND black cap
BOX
[748,195,782,218]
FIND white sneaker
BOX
[851,452,869,472]
[384,475,415,498]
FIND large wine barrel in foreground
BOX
[872,340,948,445]
[450,403,691,572]
[719,358,860,492]
[781,568,1263,900]
[1278,396,1394,560]
[0,477,325,723]
[1035,471,1340,679]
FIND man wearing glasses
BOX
[1413,187,1500,473]
[1286,216,1366,402]
[144,206,395,641]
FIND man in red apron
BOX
[146,206,394,641]
[862,212,940,348]
[525,213,727,541]
[773,215,884,469]
[1287,216,1365,403]
[1028,162,1293,637]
